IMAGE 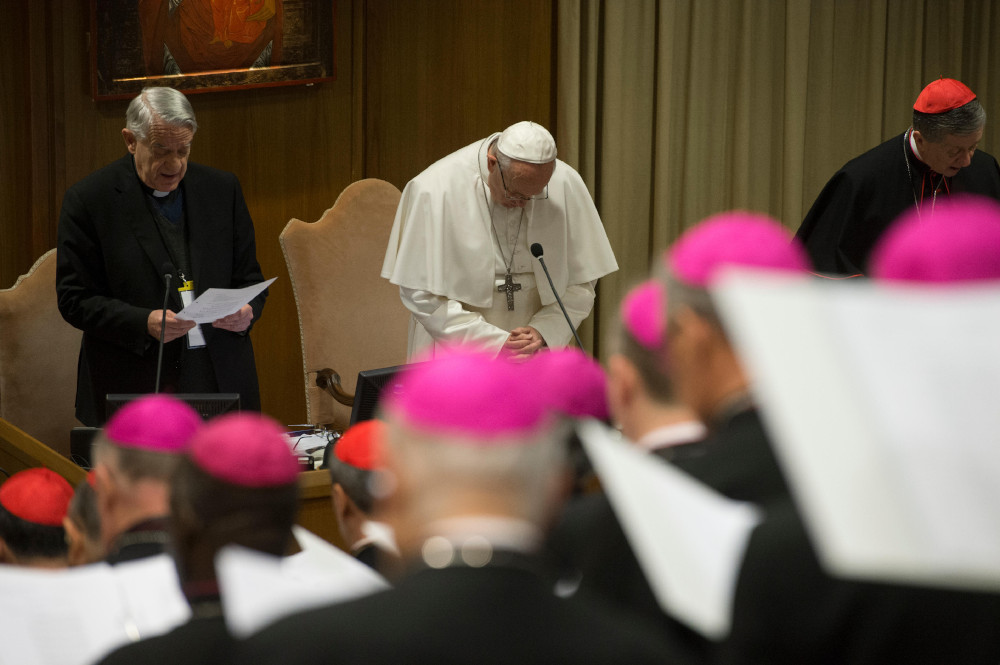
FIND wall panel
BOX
[363,0,554,188]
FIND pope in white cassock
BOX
[381,121,619,360]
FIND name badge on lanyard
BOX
[178,279,207,349]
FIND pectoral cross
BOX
[498,271,521,311]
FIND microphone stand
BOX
[530,243,585,350]
[155,271,171,393]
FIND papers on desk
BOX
[217,526,390,638]
[714,270,1000,592]
[576,420,762,639]
[175,278,276,324]
[0,554,188,665]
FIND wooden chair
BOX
[280,179,409,430]
[0,249,82,458]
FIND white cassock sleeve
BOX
[400,287,510,356]
[400,280,596,355]
[527,280,596,348]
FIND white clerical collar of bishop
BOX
[422,516,542,554]
[418,517,543,571]
[352,520,399,556]
[636,420,708,452]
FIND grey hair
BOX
[91,434,181,485]
[663,271,723,330]
[611,314,676,404]
[327,454,376,515]
[125,87,198,142]
[912,99,986,142]
[385,417,569,526]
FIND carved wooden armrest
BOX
[314,368,355,407]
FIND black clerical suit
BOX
[94,589,233,665]
[105,516,172,565]
[722,500,1000,665]
[239,552,685,664]
[670,405,790,507]
[796,130,1000,275]
[673,404,1000,664]
[57,155,266,426]
[546,435,709,662]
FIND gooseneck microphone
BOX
[530,243,585,350]
[155,262,175,394]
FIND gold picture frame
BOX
[91,0,335,100]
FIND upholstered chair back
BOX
[0,249,82,457]
[280,179,409,429]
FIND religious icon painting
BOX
[91,0,335,100]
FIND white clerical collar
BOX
[152,189,171,198]
[635,420,707,452]
[419,516,542,570]
[351,520,399,556]
[422,515,542,554]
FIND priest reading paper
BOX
[382,121,618,360]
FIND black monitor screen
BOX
[105,393,241,422]
[349,364,413,425]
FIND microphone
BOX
[530,243,585,350]
[154,262,175,394]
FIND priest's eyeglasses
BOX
[497,161,549,201]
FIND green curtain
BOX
[556,0,1000,359]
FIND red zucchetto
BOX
[335,420,386,471]
[0,468,74,527]
[913,78,977,114]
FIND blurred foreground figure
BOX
[667,210,1000,664]
[528,346,612,493]
[91,394,202,564]
[64,472,103,566]
[240,348,683,664]
[870,193,1000,283]
[662,212,810,507]
[546,279,708,659]
[96,412,300,665]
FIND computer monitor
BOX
[348,365,412,425]
[105,393,241,422]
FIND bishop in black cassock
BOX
[797,78,1000,275]
[238,349,683,665]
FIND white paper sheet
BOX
[576,420,762,639]
[217,526,390,638]
[0,554,188,665]
[175,277,276,324]
[714,270,1000,591]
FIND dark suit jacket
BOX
[57,155,266,425]
[104,517,171,565]
[722,501,1000,665]
[239,559,686,664]
[672,407,1000,663]
[671,407,790,508]
[94,615,233,665]
[545,439,711,662]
